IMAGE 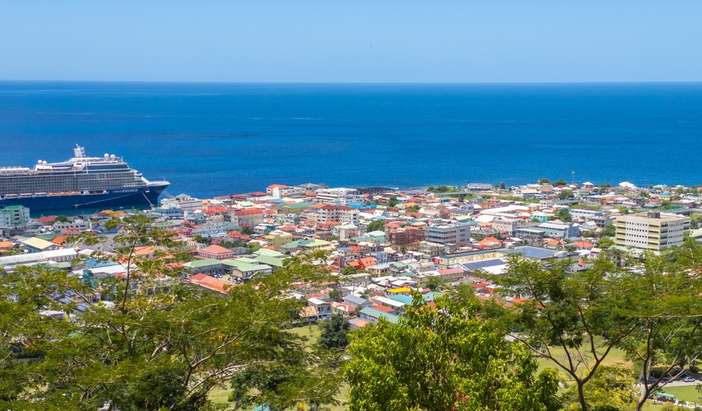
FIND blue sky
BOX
[1,0,701,83]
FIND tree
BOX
[344,294,560,411]
[598,237,614,249]
[556,208,572,222]
[423,276,445,291]
[559,189,575,200]
[562,365,637,410]
[341,266,357,275]
[495,257,638,411]
[0,216,338,410]
[427,185,455,193]
[320,314,351,349]
[328,288,343,302]
[616,242,702,411]
[0,267,81,409]
[602,222,616,237]
[386,196,399,208]
[365,220,385,233]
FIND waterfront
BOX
[2,81,702,197]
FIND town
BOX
[1,179,701,409]
[0,180,697,321]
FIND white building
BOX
[426,220,471,246]
[315,187,362,205]
[0,248,78,271]
[315,204,359,225]
[614,212,689,253]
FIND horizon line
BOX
[1,79,702,87]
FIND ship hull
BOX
[0,185,167,215]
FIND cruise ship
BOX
[0,146,169,214]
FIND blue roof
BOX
[463,258,506,271]
[343,295,368,306]
[387,294,413,305]
[510,246,557,260]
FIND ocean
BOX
[1,81,701,198]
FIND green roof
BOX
[253,254,286,268]
[221,259,272,273]
[359,307,399,324]
[254,248,285,258]
[186,258,221,269]
[281,238,330,250]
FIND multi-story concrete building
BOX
[315,204,358,225]
[426,220,470,246]
[388,226,425,246]
[266,184,306,198]
[492,217,528,235]
[231,208,266,228]
[614,212,689,253]
[537,222,580,240]
[0,205,30,233]
[315,187,362,205]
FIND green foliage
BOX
[328,288,343,302]
[427,185,457,193]
[562,365,637,410]
[559,189,574,200]
[423,275,445,291]
[555,207,572,222]
[617,241,702,409]
[497,244,702,411]
[386,196,399,208]
[602,222,616,237]
[365,220,385,233]
[341,266,357,275]
[0,215,337,410]
[598,237,614,249]
[344,295,560,411]
[320,314,351,349]
[495,256,637,411]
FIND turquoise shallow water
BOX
[1,81,701,197]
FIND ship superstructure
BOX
[0,145,169,213]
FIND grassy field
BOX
[209,329,686,410]
[207,324,352,410]
[534,341,631,381]
[656,384,702,403]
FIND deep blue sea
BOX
[1,81,701,198]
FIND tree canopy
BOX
[344,293,560,411]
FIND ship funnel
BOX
[73,145,86,158]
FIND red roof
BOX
[371,303,395,313]
[204,206,229,216]
[200,244,233,255]
[477,236,503,249]
[234,208,265,216]
[228,231,251,240]
[37,216,57,224]
[187,273,233,294]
